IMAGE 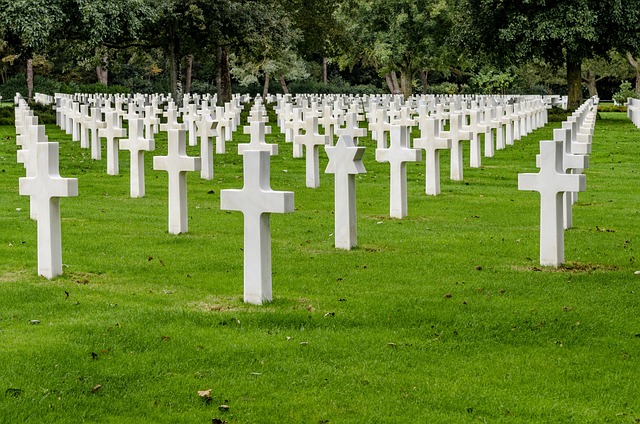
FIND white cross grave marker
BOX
[376,125,422,217]
[325,135,366,249]
[99,110,127,175]
[414,117,451,196]
[19,142,78,278]
[153,128,201,234]
[120,117,155,198]
[518,139,586,267]
[220,150,294,304]
[294,116,331,188]
[195,113,217,180]
[87,107,106,160]
[239,120,277,156]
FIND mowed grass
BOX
[0,107,639,423]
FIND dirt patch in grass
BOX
[0,270,29,283]
[514,262,619,273]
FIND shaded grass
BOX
[0,110,639,423]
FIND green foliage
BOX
[425,82,459,95]
[595,103,627,113]
[335,0,453,95]
[469,67,516,95]
[547,106,572,122]
[0,104,13,125]
[612,81,638,105]
[28,102,56,124]
[288,77,381,95]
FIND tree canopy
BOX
[1,0,640,102]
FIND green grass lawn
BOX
[1,109,639,423]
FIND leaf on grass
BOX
[211,419,226,424]
[29,320,40,325]
[198,389,212,400]
[218,404,230,412]
[91,385,102,393]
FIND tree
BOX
[582,51,632,97]
[626,52,640,97]
[230,2,308,97]
[459,0,640,109]
[0,0,67,98]
[335,0,452,97]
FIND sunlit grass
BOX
[0,109,638,423]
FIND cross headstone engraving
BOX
[518,139,586,267]
[19,142,78,278]
[325,134,366,249]
[120,117,155,198]
[376,125,422,217]
[220,150,294,305]
[153,129,201,234]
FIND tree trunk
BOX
[262,73,270,98]
[400,69,412,98]
[279,76,289,94]
[185,54,193,94]
[96,51,108,86]
[168,38,179,102]
[566,55,582,110]
[385,74,394,93]
[216,45,232,105]
[420,70,428,94]
[583,69,598,97]
[626,52,640,97]
[391,71,401,95]
[26,58,33,100]
[323,57,328,84]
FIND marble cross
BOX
[368,108,390,149]
[195,113,217,180]
[413,117,451,196]
[120,117,155,198]
[153,129,201,234]
[99,110,127,175]
[325,134,366,249]
[87,107,107,160]
[552,127,589,230]
[294,116,331,188]
[160,105,186,132]
[17,123,46,220]
[518,139,586,267]
[376,125,422,217]
[335,110,367,143]
[239,120,277,156]
[220,150,294,304]
[19,141,78,278]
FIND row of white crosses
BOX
[15,96,78,279]
[628,98,640,128]
[23,91,556,300]
[268,93,553,221]
[518,98,598,267]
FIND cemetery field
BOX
[1,111,639,423]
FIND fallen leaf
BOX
[198,389,212,400]
[91,384,102,394]
[218,405,230,412]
